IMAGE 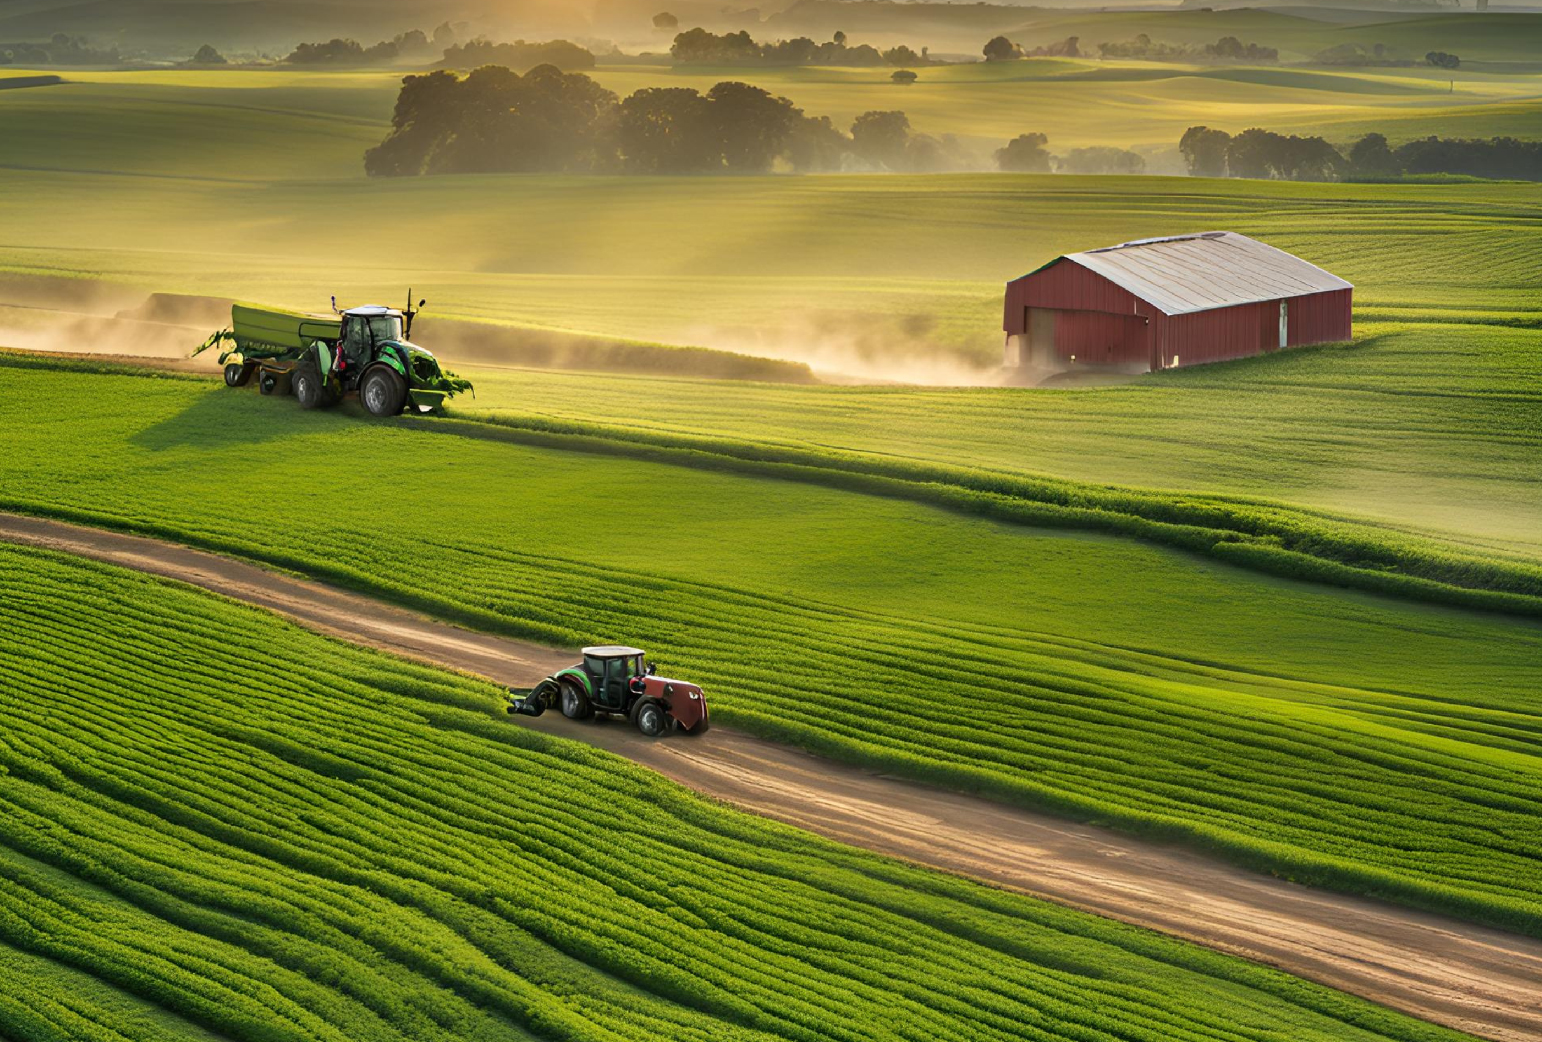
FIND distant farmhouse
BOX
[1003,232,1352,373]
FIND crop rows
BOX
[1,361,1540,937]
[0,544,1476,1042]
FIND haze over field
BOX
[1,2,1541,1040]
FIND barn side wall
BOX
[1286,288,1354,347]
[1153,301,1279,369]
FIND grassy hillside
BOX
[451,321,1542,564]
[1,68,1537,555]
[2,358,1540,938]
[7,543,1487,1041]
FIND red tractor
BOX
[507,646,709,737]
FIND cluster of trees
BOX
[1426,50,1461,68]
[1312,42,1409,66]
[364,65,972,177]
[996,134,1145,174]
[0,33,116,65]
[1099,34,1277,61]
[670,28,931,67]
[1179,126,1341,180]
[284,24,458,65]
[984,36,1080,60]
[441,38,595,72]
[1181,125,1542,181]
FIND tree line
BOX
[1181,126,1542,181]
[364,65,979,177]
[996,134,1145,174]
[1098,34,1277,61]
[0,33,116,65]
[670,28,931,67]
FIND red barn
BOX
[1003,232,1352,373]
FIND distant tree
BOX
[1426,50,1461,68]
[884,45,922,67]
[286,38,366,64]
[365,65,619,176]
[834,31,847,46]
[1348,132,1401,178]
[441,38,596,72]
[191,44,226,65]
[392,30,433,57]
[891,69,918,85]
[1225,127,1341,180]
[617,86,716,173]
[705,81,800,172]
[850,110,912,170]
[983,35,1021,61]
[671,28,759,63]
[1179,125,1231,176]
[1396,134,1542,180]
[1057,145,1145,175]
[784,114,850,171]
[653,12,680,30]
[995,132,1052,172]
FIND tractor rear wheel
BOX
[224,362,252,387]
[635,700,668,738]
[559,681,592,721]
[361,366,407,417]
[294,364,326,410]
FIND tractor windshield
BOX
[366,315,404,342]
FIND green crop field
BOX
[2,357,1540,941]
[449,320,1542,564]
[0,540,1489,1042]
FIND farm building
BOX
[1003,232,1352,373]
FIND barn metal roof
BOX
[1060,232,1352,316]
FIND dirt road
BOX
[3,512,1540,1042]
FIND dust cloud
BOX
[0,278,228,368]
[681,311,1010,386]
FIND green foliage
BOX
[2,360,1541,939]
[0,544,1482,1041]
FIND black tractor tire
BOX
[361,366,407,417]
[224,362,252,388]
[293,364,326,410]
[559,681,593,721]
[635,700,668,738]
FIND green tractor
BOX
[199,292,470,416]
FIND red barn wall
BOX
[1285,289,1354,347]
[1005,260,1352,372]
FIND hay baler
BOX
[199,293,470,416]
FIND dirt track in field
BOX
[4,512,1540,1042]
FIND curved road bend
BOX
[2,513,1540,1042]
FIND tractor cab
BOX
[507,645,710,738]
[338,307,406,367]
[582,646,651,711]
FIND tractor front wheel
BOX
[224,363,252,388]
[635,701,668,738]
[361,366,407,417]
[560,681,593,721]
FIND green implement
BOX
[197,291,471,417]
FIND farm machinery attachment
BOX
[196,290,472,416]
[509,646,710,738]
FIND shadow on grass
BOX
[129,384,349,451]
